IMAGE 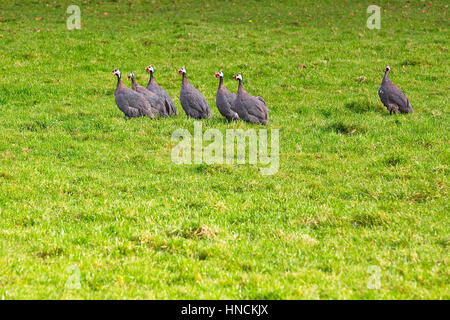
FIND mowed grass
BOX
[0,0,448,299]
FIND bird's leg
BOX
[388,104,398,115]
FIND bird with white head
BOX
[145,65,178,116]
[378,65,413,115]
[112,68,155,119]
[233,72,268,125]
[215,70,239,121]
[127,71,167,116]
[178,66,211,119]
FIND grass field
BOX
[0,0,448,299]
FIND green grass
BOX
[0,0,449,299]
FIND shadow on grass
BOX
[400,60,421,67]
[19,119,49,132]
[325,120,367,135]
[351,211,389,228]
[194,163,235,175]
[382,155,404,167]
[344,100,383,114]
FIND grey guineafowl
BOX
[128,72,166,117]
[215,70,239,121]
[145,65,178,116]
[178,66,211,119]
[378,65,413,114]
[233,73,268,125]
[112,69,154,119]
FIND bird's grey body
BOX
[216,73,239,121]
[378,66,413,115]
[113,70,155,119]
[179,68,211,119]
[128,73,166,116]
[146,67,178,116]
[233,74,268,125]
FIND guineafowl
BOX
[128,72,166,117]
[215,70,239,121]
[112,69,154,119]
[145,65,178,116]
[233,73,268,125]
[378,65,413,114]
[178,66,211,119]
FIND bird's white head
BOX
[234,73,242,81]
[215,70,224,78]
[112,69,121,78]
[146,65,154,73]
[127,72,134,79]
[178,66,186,75]
[385,65,391,72]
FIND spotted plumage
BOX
[145,65,178,116]
[112,69,155,119]
[233,73,268,125]
[215,70,239,121]
[128,72,166,117]
[378,65,413,115]
[178,66,211,119]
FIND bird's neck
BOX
[382,70,390,82]
[182,73,188,85]
[131,77,137,89]
[218,76,224,89]
[148,72,154,85]
[238,79,244,92]
[116,76,127,92]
